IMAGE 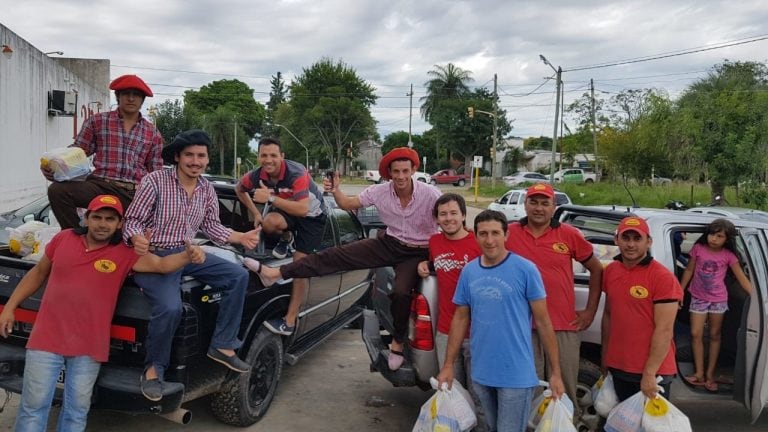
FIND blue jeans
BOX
[133,251,248,379]
[15,349,101,432]
[471,383,534,432]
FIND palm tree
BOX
[420,63,473,124]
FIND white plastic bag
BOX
[528,387,574,430]
[412,379,477,432]
[593,373,619,417]
[535,397,577,432]
[41,147,93,182]
[7,221,49,257]
[604,391,644,432]
[23,227,61,262]
[641,394,692,432]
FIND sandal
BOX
[684,375,706,386]
[704,380,719,392]
[243,258,274,287]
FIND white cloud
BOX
[3,0,767,139]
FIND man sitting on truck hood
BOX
[0,195,204,432]
[123,129,261,402]
[249,147,441,371]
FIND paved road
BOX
[2,329,764,431]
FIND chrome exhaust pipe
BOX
[159,408,192,425]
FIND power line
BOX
[565,34,768,72]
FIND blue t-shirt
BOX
[453,252,546,388]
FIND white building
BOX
[0,24,109,211]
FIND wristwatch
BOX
[268,195,276,204]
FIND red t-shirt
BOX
[26,230,140,362]
[505,220,594,330]
[602,257,682,375]
[429,232,482,334]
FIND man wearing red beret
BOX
[250,147,442,370]
[42,74,164,230]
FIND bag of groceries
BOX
[41,147,93,182]
[8,221,49,257]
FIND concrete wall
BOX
[0,24,109,212]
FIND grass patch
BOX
[471,180,743,209]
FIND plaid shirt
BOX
[72,110,164,184]
[358,180,441,245]
[122,168,232,248]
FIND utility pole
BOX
[540,55,561,182]
[492,74,498,189]
[407,83,414,148]
[550,67,562,182]
[233,118,238,178]
[590,78,599,177]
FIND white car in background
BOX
[502,171,550,187]
[488,188,572,221]
[364,170,431,184]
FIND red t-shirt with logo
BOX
[26,229,140,362]
[505,220,594,330]
[429,232,482,334]
[602,257,682,375]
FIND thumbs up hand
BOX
[131,229,152,256]
[252,180,272,204]
[185,239,206,264]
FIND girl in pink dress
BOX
[680,219,752,392]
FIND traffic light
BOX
[467,106,474,118]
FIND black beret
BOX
[162,129,212,165]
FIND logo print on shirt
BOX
[94,259,117,273]
[552,242,570,254]
[629,285,649,299]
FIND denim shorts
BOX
[690,297,728,314]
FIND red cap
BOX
[526,183,554,200]
[109,74,153,97]
[378,147,420,180]
[87,195,124,217]
[617,216,650,237]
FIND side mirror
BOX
[22,214,35,223]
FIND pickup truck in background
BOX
[429,168,470,187]
[363,204,768,430]
[0,183,382,427]
[553,168,597,184]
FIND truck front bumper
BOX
[0,343,185,414]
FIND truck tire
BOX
[585,178,594,184]
[429,179,437,185]
[575,359,603,432]
[457,179,466,187]
[210,328,284,426]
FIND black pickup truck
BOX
[0,183,381,426]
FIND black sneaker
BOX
[207,348,250,373]
[272,233,295,259]
[140,369,163,402]
[263,318,295,336]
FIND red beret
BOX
[109,74,153,97]
[378,147,420,180]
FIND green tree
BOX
[286,58,377,172]
[381,131,440,172]
[152,99,194,144]
[263,71,287,137]
[674,61,768,199]
[420,63,473,124]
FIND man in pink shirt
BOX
[253,147,441,370]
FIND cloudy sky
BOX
[3,0,767,139]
